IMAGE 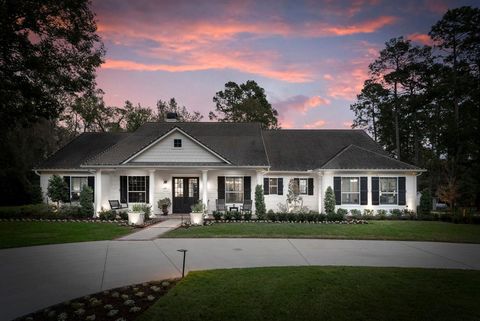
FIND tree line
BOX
[350,6,480,209]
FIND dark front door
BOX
[172,177,199,213]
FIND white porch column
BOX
[317,172,323,213]
[95,170,102,217]
[149,170,155,215]
[256,170,264,212]
[201,170,208,211]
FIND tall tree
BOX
[156,98,203,122]
[124,101,154,132]
[0,0,104,127]
[209,80,279,129]
[350,80,389,142]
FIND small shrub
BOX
[267,211,277,222]
[305,213,317,222]
[244,212,252,221]
[224,211,233,221]
[287,212,297,222]
[363,209,374,220]
[79,186,94,217]
[390,209,402,219]
[336,208,348,219]
[376,209,387,220]
[255,185,266,219]
[59,205,83,218]
[277,212,288,222]
[0,203,54,219]
[233,211,242,221]
[318,213,326,222]
[350,209,362,219]
[118,211,128,220]
[99,209,116,221]
[419,189,432,216]
[47,175,69,207]
[403,209,416,220]
[297,212,306,222]
[324,186,336,215]
[212,211,222,220]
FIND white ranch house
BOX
[35,122,423,215]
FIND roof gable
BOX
[126,127,228,164]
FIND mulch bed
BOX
[16,278,178,321]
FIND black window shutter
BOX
[278,178,283,195]
[120,176,128,203]
[88,177,95,202]
[244,176,251,200]
[333,176,341,205]
[218,176,225,200]
[360,177,368,205]
[308,178,314,195]
[63,176,71,202]
[145,176,150,203]
[371,177,379,205]
[398,177,406,205]
[263,178,269,195]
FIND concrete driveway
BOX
[1,238,480,321]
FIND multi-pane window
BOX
[71,177,88,201]
[341,177,360,204]
[128,176,146,203]
[188,178,198,197]
[225,177,243,203]
[269,178,278,194]
[174,178,184,197]
[299,178,308,195]
[174,139,182,148]
[380,177,398,205]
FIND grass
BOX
[139,266,480,321]
[164,220,480,243]
[0,222,133,249]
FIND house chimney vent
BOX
[166,112,178,122]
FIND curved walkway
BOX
[1,238,480,321]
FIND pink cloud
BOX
[343,121,353,128]
[407,33,433,45]
[323,74,333,81]
[304,119,327,129]
[274,95,330,115]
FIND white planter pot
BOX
[190,212,204,225]
[128,211,145,226]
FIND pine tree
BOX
[324,186,336,215]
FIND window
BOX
[173,139,182,148]
[188,178,198,197]
[269,178,278,194]
[174,178,184,197]
[380,177,398,205]
[128,176,146,203]
[291,178,308,195]
[225,177,243,203]
[71,177,88,201]
[341,177,359,204]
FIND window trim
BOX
[379,177,398,205]
[268,178,279,195]
[127,176,147,203]
[224,176,244,204]
[341,176,360,205]
[173,138,182,148]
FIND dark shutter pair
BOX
[333,176,368,205]
[263,178,284,195]
[119,176,150,204]
[217,176,252,201]
[371,177,406,205]
[63,176,95,202]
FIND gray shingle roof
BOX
[321,144,419,170]
[262,129,394,171]
[85,122,269,166]
[37,123,421,171]
[36,132,128,169]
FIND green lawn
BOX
[164,220,480,243]
[139,266,480,321]
[0,222,133,249]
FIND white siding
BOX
[130,132,224,163]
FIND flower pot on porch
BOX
[190,212,204,225]
[128,211,145,226]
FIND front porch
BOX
[93,168,263,216]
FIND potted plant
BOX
[190,201,205,225]
[157,198,171,215]
[128,204,148,226]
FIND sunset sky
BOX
[93,0,477,129]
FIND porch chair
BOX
[241,199,252,214]
[216,199,226,213]
[109,200,128,212]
